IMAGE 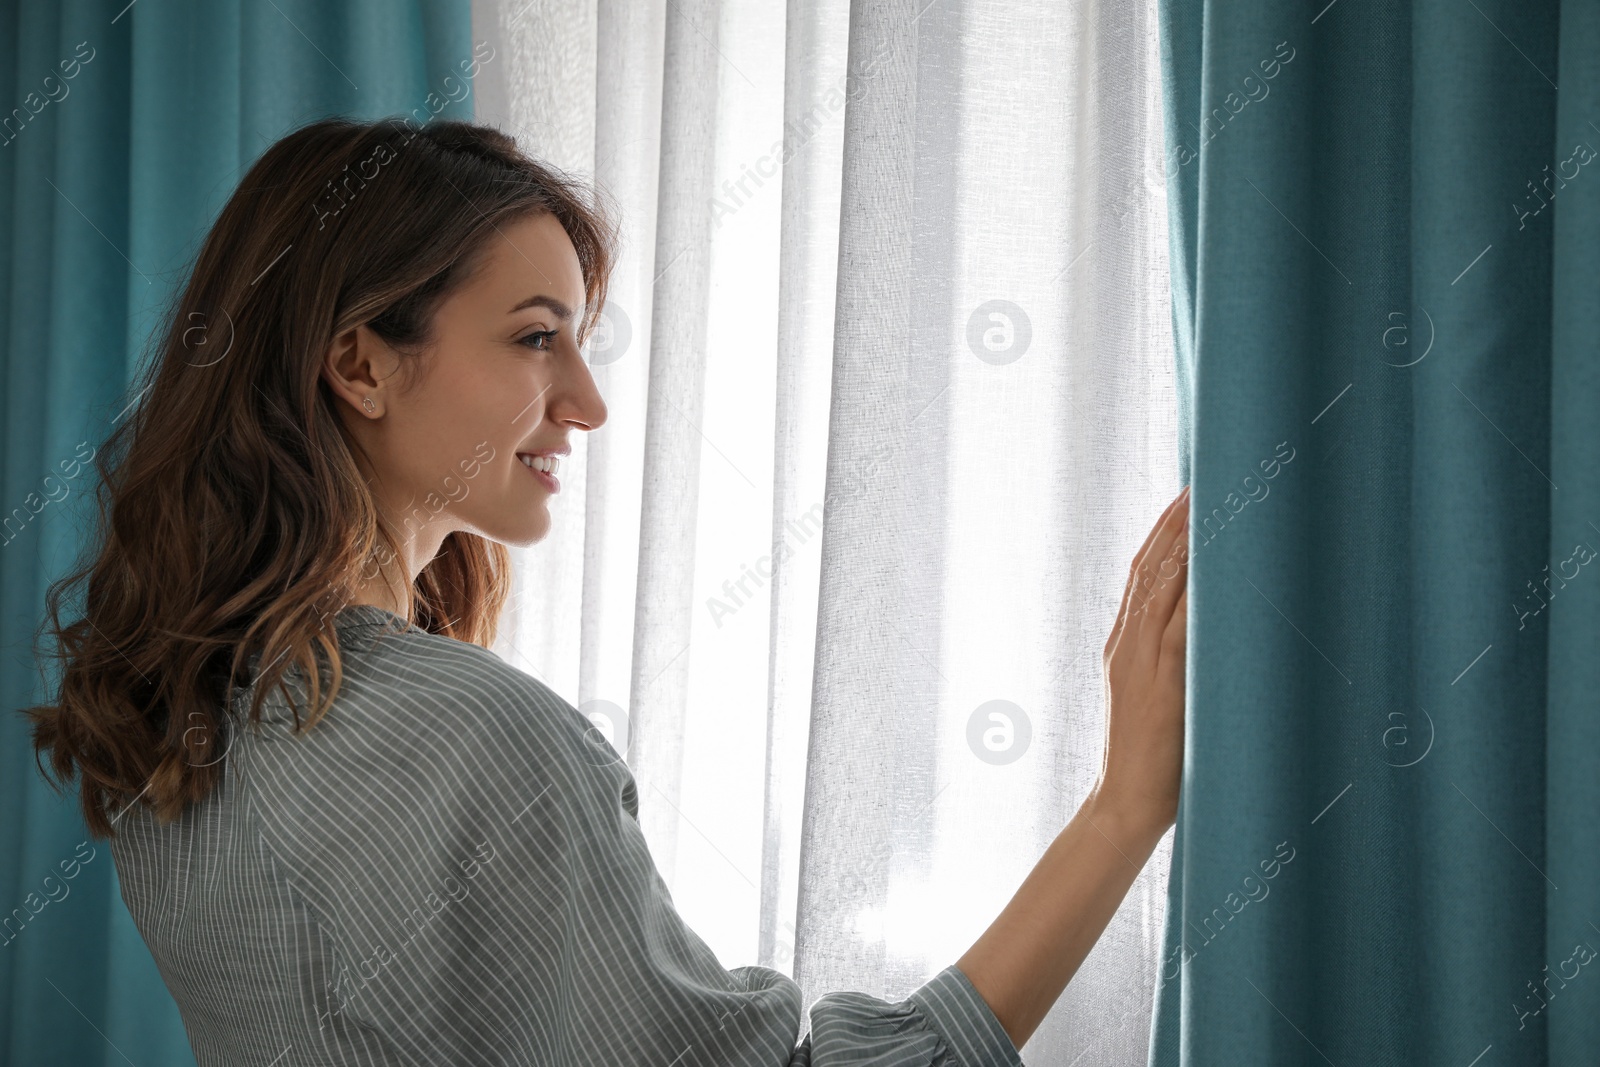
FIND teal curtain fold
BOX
[0,2,473,1062]
[1154,1,1600,1064]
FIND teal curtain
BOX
[0,2,472,1062]
[1154,1,1599,1064]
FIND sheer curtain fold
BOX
[760,0,852,976]
[476,0,1178,1061]
[474,0,599,709]
[625,0,725,884]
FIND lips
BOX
[516,452,561,493]
[516,452,561,476]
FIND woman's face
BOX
[324,210,606,577]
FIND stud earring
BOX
[362,397,376,414]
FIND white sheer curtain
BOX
[471,0,1179,1061]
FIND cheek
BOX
[395,354,555,520]
[405,371,515,492]
[508,363,555,422]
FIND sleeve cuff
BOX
[905,964,1025,1067]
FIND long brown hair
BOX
[23,116,619,838]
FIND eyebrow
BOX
[508,294,575,319]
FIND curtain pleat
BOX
[758,0,851,976]
[1153,1,1600,1063]
[798,0,960,1012]
[624,0,724,886]
[473,0,599,701]
[1548,5,1600,1063]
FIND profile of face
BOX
[322,211,606,576]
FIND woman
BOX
[24,116,1190,1066]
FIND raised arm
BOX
[244,492,1186,1065]
[955,486,1190,1050]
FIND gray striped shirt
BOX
[109,604,1025,1066]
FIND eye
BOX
[518,329,559,351]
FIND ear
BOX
[322,324,393,417]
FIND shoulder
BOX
[339,620,590,745]
[230,622,637,951]
[245,619,599,781]
[236,619,631,858]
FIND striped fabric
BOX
[109,604,1026,1066]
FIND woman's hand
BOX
[955,487,1191,1050]
[1096,486,1189,834]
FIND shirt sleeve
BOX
[794,963,1025,1066]
[238,631,1025,1066]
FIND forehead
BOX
[467,211,585,310]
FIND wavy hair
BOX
[23,116,619,837]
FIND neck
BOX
[345,542,422,618]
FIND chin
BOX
[484,510,553,549]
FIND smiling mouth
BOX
[516,452,561,493]
[517,453,560,476]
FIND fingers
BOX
[1128,488,1189,628]
[1139,509,1189,637]
[1131,487,1189,579]
[1162,581,1188,664]
[1138,486,1189,583]
[1106,487,1190,657]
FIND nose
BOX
[547,337,607,433]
